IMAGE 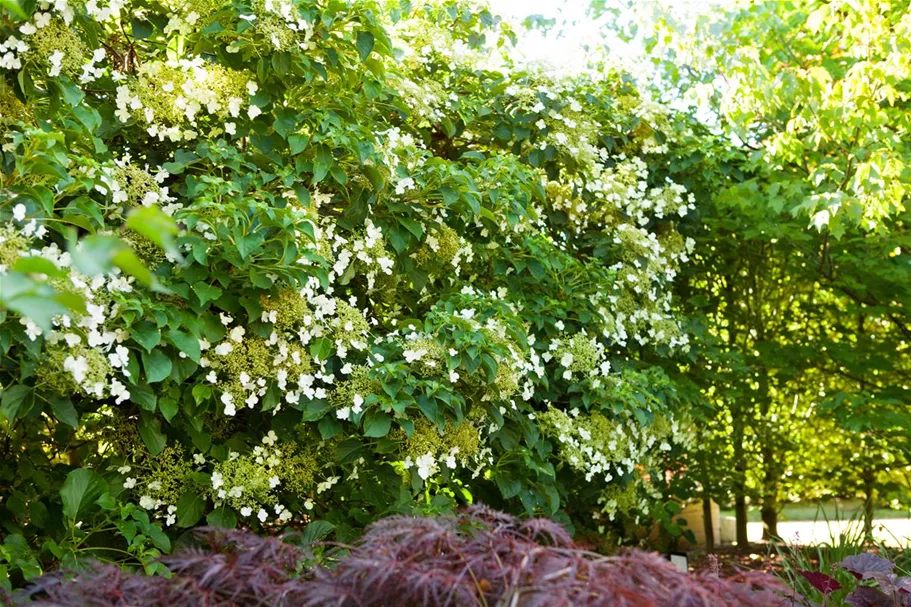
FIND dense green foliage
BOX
[627,0,911,538]
[0,0,722,588]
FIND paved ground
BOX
[748,519,911,546]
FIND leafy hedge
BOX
[0,0,712,587]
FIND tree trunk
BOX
[702,497,715,552]
[863,464,875,541]
[761,441,779,540]
[732,416,750,547]
[761,497,778,540]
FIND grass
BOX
[720,499,911,523]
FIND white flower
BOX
[241,506,253,517]
[352,393,364,414]
[415,452,437,480]
[304,499,314,510]
[560,352,574,367]
[403,348,426,363]
[139,495,157,509]
[221,392,236,416]
[225,122,236,135]
[229,326,246,342]
[123,477,137,489]
[48,50,65,77]
[214,342,233,356]
[246,81,258,96]
[12,204,26,222]
[193,453,206,464]
[110,378,130,404]
[211,471,224,490]
[336,406,351,420]
[247,105,262,119]
[257,508,268,522]
[268,475,280,489]
[449,370,459,382]
[63,355,89,384]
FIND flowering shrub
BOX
[6,507,791,607]
[0,0,709,587]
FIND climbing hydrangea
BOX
[0,0,709,580]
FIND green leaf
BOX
[13,256,65,278]
[131,17,154,39]
[112,247,154,288]
[206,507,237,529]
[168,328,201,363]
[399,217,424,239]
[363,410,391,437]
[313,145,332,184]
[0,0,27,19]
[176,492,206,528]
[132,322,161,352]
[49,397,79,427]
[356,31,375,61]
[289,134,309,155]
[57,77,84,107]
[142,350,172,383]
[309,337,333,361]
[60,469,107,521]
[193,282,223,306]
[495,473,522,499]
[0,385,32,422]
[71,234,122,276]
[158,396,178,422]
[318,416,341,439]
[138,411,166,456]
[130,382,157,411]
[301,520,335,544]
[146,524,171,552]
[125,207,182,261]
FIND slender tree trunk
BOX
[761,442,779,540]
[863,464,875,541]
[732,415,750,547]
[761,493,778,540]
[702,497,715,552]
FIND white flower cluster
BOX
[3,208,133,403]
[113,58,258,142]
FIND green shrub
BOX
[0,0,707,588]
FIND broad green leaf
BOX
[0,385,32,422]
[356,31,375,61]
[125,207,182,261]
[176,491,206,528]
[363,410,391,437]
[206,507,236,529]
[301,520,335,544]
[168,328,201,363]
[142,350,172,383]
[138,411,166,456]
[49,397,79,427]
[60,469,107,521]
